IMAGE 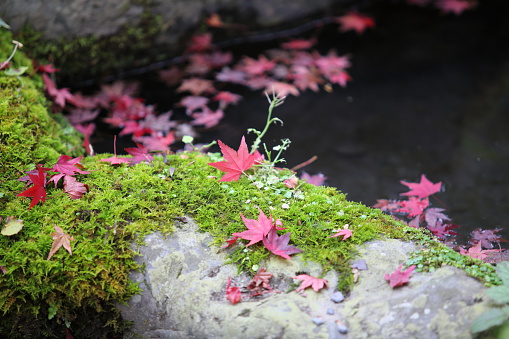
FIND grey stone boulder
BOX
[117,218,492,338]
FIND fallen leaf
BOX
[248,268,274,294]
[47,225,74,260]
[63,176,88,200]
[233,209,284,246]
[336,11,375,34]
[1,216,24,236]
[226,276,241,305]
[384,264,416,288]
[124,142,154,165]
[330,227,352,240]
[17,165,49,210]
[400,174,442,199]
[293,274,329,292]
[262,229,302,260]
[208,136,256,182]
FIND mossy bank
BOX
[0,27,501,338]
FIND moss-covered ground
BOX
[0,24,501,338]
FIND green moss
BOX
[16,10,165,82]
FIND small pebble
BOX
[312,317,325,325]
[331,291,344,303]
[336,321,348,334]
[327,308,335,315]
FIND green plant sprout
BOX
[248,90,285,154]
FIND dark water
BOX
[199,3,509,243]
[92,2,509,243]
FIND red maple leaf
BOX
[124,143,154,165]
[35,63,60,73]
[48,155,90,186]
[427,221,460,239]
[220,236,240,249]
[225,276,241,305]
[400,174,442,199]
[208,136,256,182]
[186,33,213,53]
[17,165,49,210]
[384,264,416,288]
[336,12,375,34]
[233,209,284,247]
[63,176,88,200]
[262,229,302,260]
[293,274,329,292]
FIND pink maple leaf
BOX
[460,241,499,261]
[42,74,74,107]
[48,155,90,187]
[436,0,477,15]
[293,274,329,292]
[240,55,276,76]
[265,81,300,97]
[336,12,375,34]
[384,264,416,288]
[395,197,429,217]
[190,108,224,128]
[177,78,215,96]
[208,136,256,182]
[330,227,352,240]
[124,143,153,165]
[186,33,213,53]
[134,131,175,152]
[300,171,327,186]
[400,174,442,199]
[328,70,352,87]
[63,176,88,200]
[233,209,285,247]
[262,229,302,260]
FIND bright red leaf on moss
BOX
[384,264,416,288]
[17,165,49,210]
[400,174,442,199]
[208,136,256,182]
[233,209,284,247]
[293,274,329,292]
[48,155,90,186]
[262,229,302,260]
[226,276,241,305]
[336,12,375,34]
